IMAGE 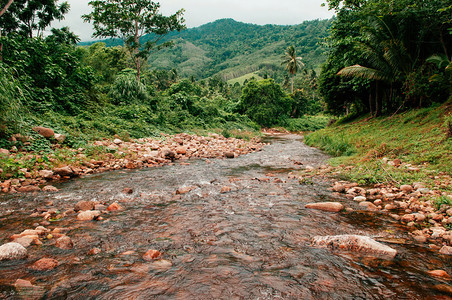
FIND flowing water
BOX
[0,134,451,299]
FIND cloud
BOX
[52,0,334,41]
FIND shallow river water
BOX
[0,134,451,299]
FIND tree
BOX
[281,45,304,94]
[83,0,185,82]
[0,0,69,38]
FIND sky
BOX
[52,0,335,41]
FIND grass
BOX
[227,72,264,85]
[305,104,452,191]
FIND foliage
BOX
[320,0,452,117]
[109,69,150,105]
[305,104,452,188]
[83,0,185,81]
[281,45,304,93]
[0,33,96,114]
[0,0,69,37]
[0,64,24,137]
[283,115,331,132]
[237,79,293,127]
[433,195,452,210]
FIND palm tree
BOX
[282,46,304,94]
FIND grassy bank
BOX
[305,104,452,192]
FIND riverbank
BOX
[301,104,452,255]
[0,132,264,194]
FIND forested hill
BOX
[80,18,332,81]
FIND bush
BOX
[237,78,293,127]
[0,65,24,137]
[109,69,150,105]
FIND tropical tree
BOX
[0,0,69,38]
[281,45,304,94]
[83,0,185,82]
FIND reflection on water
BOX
[0,134,451,299]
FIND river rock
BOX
[38,170,53,179]
[55,236,73,250]
[0,242,27,261]
[76,210,101,221]
[122,187,133,194]
[74,200,95,211]
[439,246,452,255]
[332,182,346,193]
[150,259,173,270]
[224,152,235,159]
[32,126,55,138]
[359,201,377,210]
[311,235,398,259]
[42,185,59,192]
[31,258,58,271]
[54,166,74,177]
[176,186,195,194]
[17,186,41,193]
[428,270,450,278]
[354,196,367,202]
[143,249,161,261]
[305,202,344,212]
[400,185,413,193]
[54,134,66,143]
[107,202,124,211]
[220,186,232,193]
[176,146,187,155]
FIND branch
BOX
[0,0,13,18]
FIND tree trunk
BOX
[290,76,294,94]
[368,85,373,117]
[134,19,141,82]
[375,81,381,117]
[0,0,13,17]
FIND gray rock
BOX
[0,242,27,261]
[311,234,397,259]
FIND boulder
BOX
[32,127,55,138]
[30,258,58,271]
[400,185,413,193]
[305,202,344,212]
[311,235,397,259]
[0,242,27,261]
[76,210,101,221]
[224,152,235,159]
[353,196,367,202]
[332,183,346,193]
[176,146,187,155]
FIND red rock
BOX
[305,202,344,212]
[220,186,232,193]
[125,162,137,169]
[224,152,235,158]
[393,159,402,167]
[54,166,74,177]
[42,185,59,192]
[39,170,54,179]
[32,126,55,138]
[55,236,73,250]
[88,248,101,255]
[122,188,133,194]
[400,185,413,193]
[428,270,450,278]
[401,214,416,223]
[332,183,346,193]
[176,186,195,194]
[14,279,33,287]
[74,200,95,211]
[143,249,161,261]
[76,210,101,221]
[17,186,41,193]
[107,202,124,211]
[31,258,58,271]
[439,246,452,255]
[176,146,187,155]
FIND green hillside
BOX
[81,18,332,81]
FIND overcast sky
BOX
[52,0,335,41]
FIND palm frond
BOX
[338,65,389,81]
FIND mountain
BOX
[80,18,333,81]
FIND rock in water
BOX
[311,235,397,259]
[0,242,28,261]
[305,202,344,212]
